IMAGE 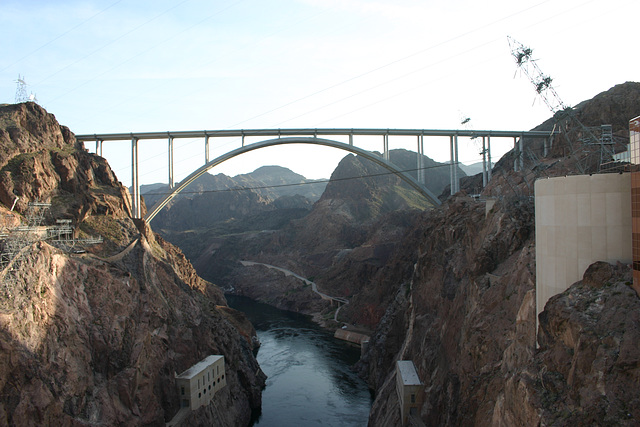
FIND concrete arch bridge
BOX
[75,128,554,222]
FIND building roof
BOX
[397,360,422,386]
[176,355,224,380]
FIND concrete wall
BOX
[535,173,632,323]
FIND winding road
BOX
[239,260,348,321]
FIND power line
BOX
[0,0,125,73]
[34,0,193,88]
[226,0,555,130]
[46,0,249,105]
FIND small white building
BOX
[175,355,226,410]
[396,360,423,425]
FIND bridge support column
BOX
[454,135,459,193]
[450,136,454,195]
[168,136,174,189]
[95,139,103,157]
[205,134,210,163]
[544,134,552,157]
[383,134,389,161]
[349,133,353,146]
[450,136,461,195]
[487,136,492,181]
[512,133,525,172]
[417,135,425,184]
[482,136,487,188]
[513,137,519,172]
[131,137,140,219]
[520,133,524,171]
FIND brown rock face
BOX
[359,194,538,426]
[0,237,264,426]
[0,103,132,226]
[0,102,265,425]
[502,264,639,426]
[359,82,640,426]
[361,199,639,426]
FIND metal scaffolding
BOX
[0,202,103,271]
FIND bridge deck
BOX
[76,127,553,141]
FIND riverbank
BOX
[238,260,371,338]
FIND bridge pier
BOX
[416,134,425,184]
[482,136,488,188]
[383,134,389,161]
[544,133,552,157]
[205,134,210,163]
[449,135,460,195]
[131,137,141,219]
[95,139,103,157]
[168,136,174,189]
[520,133,524,171]
[513,134,524,172]
[487,136,492,181]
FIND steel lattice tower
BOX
[14,75,29,103]
[507,37,615,173]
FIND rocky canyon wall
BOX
[0,103,265,426]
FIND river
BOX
[226,295,373,427]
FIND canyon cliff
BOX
[153,82,639,425]
[0,103,265,426]
[360,81,640,426]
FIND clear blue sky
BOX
[1,0,637,186]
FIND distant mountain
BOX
[460,162,493,176]
[234,165,327,201]
[140,165,327,209]
[142,165,324,232]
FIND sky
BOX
[1,0,638,187]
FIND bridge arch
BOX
[144,136,441,223]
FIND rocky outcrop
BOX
[0,102,265,426]
[495,262,638,426]
[0,236,264,426]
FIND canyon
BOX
[153,82,640,425]
[0,81,639,426]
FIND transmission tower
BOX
[14,75,29,103]
[0,202,51,269]
[507,37,615,173]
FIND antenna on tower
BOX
[507,36,615,173]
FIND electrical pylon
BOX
[14,75,29,103]
[507,37,614,173]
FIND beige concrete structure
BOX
[175,355,226,411]
[535,174,632,323]
[395,360,423,426]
